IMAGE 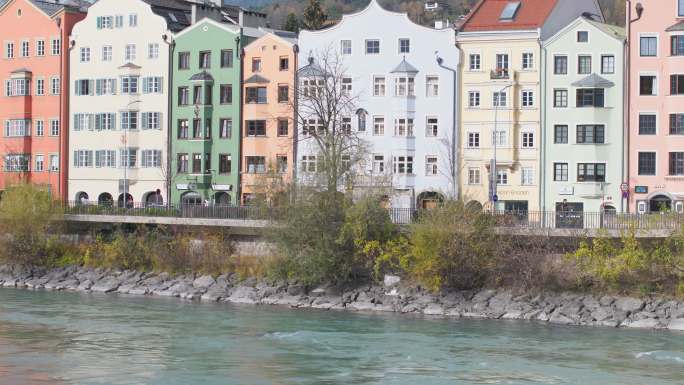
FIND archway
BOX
[144,190,164,207]
[417,191,444,210]
[181,191,202,206]
[75,192,89,205]
[465,200,483,212]
[98,193,113,206]
[649,195,672,212]
[117,193,134,208]
[214,192,231,206]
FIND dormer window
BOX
[499,1,520,21]
[577,31,589,43]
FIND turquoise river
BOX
[0,288,682,385]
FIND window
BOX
[522,132,534,148]
[640,75,657,95]
[671,152,684,175]
[373,116,384,136]
[205,119,212,138]
[21,40,29,57]
[468,91,480,107]
[671,74,684,95]
[493,91,507,107]
[34,154,44,172]
[50,38,60,55]
[577,163,606,182]
[279,56,289,71]
[177,154,188,173]
[178,87,189,106]
[495,54,509,77]
[219,118,232,138]
[129,14,138,27]
[341,40,352,55]
[36,39,44,56]
[601,55,615,74]
[79,47,90,62]
[94,113,115,130]
[554,125,568,144]
[121,76,139,94]
[554,55,568,75]
[49,154,59,171]
[301,155,317,173]
[125,44,136,61]
[179,52,190,70]
[251,58,261,72]
[399,38,410,54]
[394,118,414,137]
[246,87,267,104]
[394,76,415,96]
[141,112,161,130]
[373,76,385,96]
[219,49,233,68]
[680,0,684,16]
[341,78,352,93]
[672,36,684,56]
[393,156,413,174]
[522,52,533,69]
[246,120,266,137]
[35,120,44,136]
[199,51,211,69]
[50,119,59,136]
[578,55,591,74]
[577,31,589,43]
[192,118,202,139]
[148,43,159,59]
[277,155,288,173]
[469,54,481,70]
[220,84,233,104]
[73,113,92,131]
[357,110,367,132]
[468,132,480,148]
[639,114,657,135]
[218,154,231,174]
[302,119,323,136]
[638,152,656,175]
[426,117,438,137]
[4,120,30,137]
[177,119,189,139]
[500,1,520,20]
[74,150,93,168]
[120,111,138,130]
[5,41,13,59]
[74,79,92,96]
[372,155,385,174]
[95,150,116,168]
[426,76,439,97]
[277,119,288,136]
[365,39,380,54]
[203,85,212,105]
[521,90,534,107]
[95,78,116,95]
[554,89,568,107]
[576,88,605,107]
[5,78,30,96]
[492,129,507,146]
[640,36,657,57]
[426,156,438,176]
[115,15,123,28]
[97,15,113,29]
[141,150,161,168]
[576,125,605,144]
[468,168,481,185]
[554,163,568,181]
[192,153,202,173]
[496,169,508,185]
[102,45,112,61]
[142,76,162,94]
[667,113,684,137]
[246,156,266,174]
[521,167,534,185]
[3,154,29,172]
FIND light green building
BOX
[542,16,626,216]
[171,18,242,205]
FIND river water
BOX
[0,289,682,385]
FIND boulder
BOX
[383,275,401,288]
[201,285,229,302]
[77,279,93,291]
[667,318,684,331]
[227,286,260,304]
[624,318,662,329]
[615,297,645,313]
[472,289,497,304]
[193,275,216,290]
[423,303,445,316]
[549,311,576,325]
[90,277,121,293]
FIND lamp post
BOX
[121,99,141,207]
[491,84,512,211]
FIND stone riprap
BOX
[1,265,683,331]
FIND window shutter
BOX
[74,80,80,96]
[95,79,102,95]
[88,114,94,131]
[95,150,101,168]
[73,151,78,167]
[142,77,148,94]
[111,113,116,130]
[141,112,148,129]
[96,17,102,29]
[158,77,163,93]
[157,112,162,130]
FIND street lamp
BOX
[121,99,141,207]
[491,84,512,210]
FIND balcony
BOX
[490,68,510,80]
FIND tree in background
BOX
[283,12,300,33]
[302,0,328,30]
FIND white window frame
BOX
[638,111,658,135]
[425,75,439,97]
[521,167,534,186]
[468,53,481,71]
[426,117,438,137]
[521,52,534,70]
[521,89,534,107]
[638,33,658,58]
[365,39,380,55]
[468,90,480,107]
[341,40,352,55]
[372,75,386,97]
[35,39,45,57]
[468,167,481,185]
[425,156,438,176]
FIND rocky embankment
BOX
[1,264,683,331]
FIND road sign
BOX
[620,183,629,192]
[493,194,499,202]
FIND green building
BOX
[171,18,241,206]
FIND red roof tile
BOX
[460,0,559,32]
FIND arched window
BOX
[356,108,367,132]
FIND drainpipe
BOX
[238,42,245,205]
[436,52,459,201]
[292,44,299,186]
[164,34,175,206]
[56,16,63,201]
[541,43,547,216]
[625,1,644,213]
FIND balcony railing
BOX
[490,68,510,80]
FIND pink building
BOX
[0,0,86,200]
[628,0,684,213]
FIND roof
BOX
[119,62,142,70]
[571,73,614,88]
[244,74,269,84]
[459,0,559,32]
[666,20,684,32]
[0,0,89,16]
[189,70,214,82]
[11,67,31,73]
[298,57,327,77]
[391,57,419,74]
[585,18,625,39]
[143,0,192,32]
[243,26,298,45]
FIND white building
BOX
[68,0,190,206]
[297,0,459,209]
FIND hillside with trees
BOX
[252,0,626,32]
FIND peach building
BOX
[241,32,297,203]
[628,0,684,213]
[0,0,86,200]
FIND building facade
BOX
[68,0,189,206]
[241,32,297,204]
[170,18,241,206]
[542,17,626,215]
[457,0,603,213]
[0,0,85,200]
[628,0,684,213]
[297,0,459,209]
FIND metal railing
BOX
[62,201,684,231]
